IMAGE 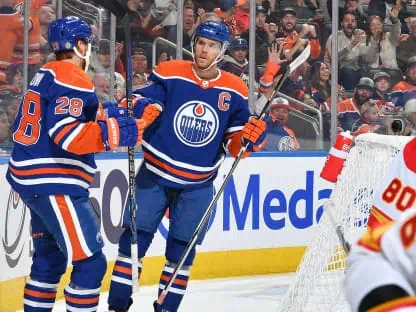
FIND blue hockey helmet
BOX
[48,16,92,53]
[194,21,229,46]
[230,37,248,50]
[192,22,230,71]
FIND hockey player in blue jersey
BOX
[108,21,267,312]
[6,16,148,312]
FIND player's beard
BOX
[195,50,221,71]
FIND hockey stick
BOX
[89,0,140,293]
[154,44,311,310]
[324,200,351,255]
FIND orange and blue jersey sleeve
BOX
[310,39,321,59]
[37,63,106,155]
[46,90,106,155]
[259,61,281,92]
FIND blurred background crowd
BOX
[1,0,416,153]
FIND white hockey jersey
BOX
[367,137,416,230]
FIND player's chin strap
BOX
[73,43,92,72]
[191,37,228,72]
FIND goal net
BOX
[279,133,413,312]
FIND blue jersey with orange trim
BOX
[337,98,361,131]
[391,80,416,108]
[7,61,106,197]
[263,115,299,151]
[132,60,250,188]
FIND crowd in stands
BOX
[1,0,416,153]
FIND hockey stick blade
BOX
[89,0,128,19]
[288,44,310,74]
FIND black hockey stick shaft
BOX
[89,0,140,292]
[154,45,311,308]
[324,200,351,255]
[123,14,140,293]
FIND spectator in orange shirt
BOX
[0,1,24,84]
[12,0,48,80]
[338,77,375,131]
[213,0,245,36]
[276,7,321,61]
[234,0,250,34]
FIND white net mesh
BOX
[279,134,412,312]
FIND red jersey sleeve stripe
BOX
[367,205,393,229]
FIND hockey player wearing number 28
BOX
[5,16,150,312]
[107,21,268,312]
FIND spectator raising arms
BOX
[325,11,366,91]
[397,15,416,72]
[276,7,321,61]
[359,9,402,85]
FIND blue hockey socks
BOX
[157,262,191,312]
[108,229,154,310]
[23,280,58,311]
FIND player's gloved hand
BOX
[141,102,163,127]
[120,96,164,123]
[99,117,145,150]
[242,117,267,151]
[102,101,127,119]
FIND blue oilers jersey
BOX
[133,60,251,188]
[7,61,105,197]
[263,116,299,151]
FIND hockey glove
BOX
[242,117,267,152]
[120,96,164,124]
[141,103,163,127]
[99,117,145,150]
[102,101,127,118]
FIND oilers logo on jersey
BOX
[278,136,297,151]
[173,101,219,147]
